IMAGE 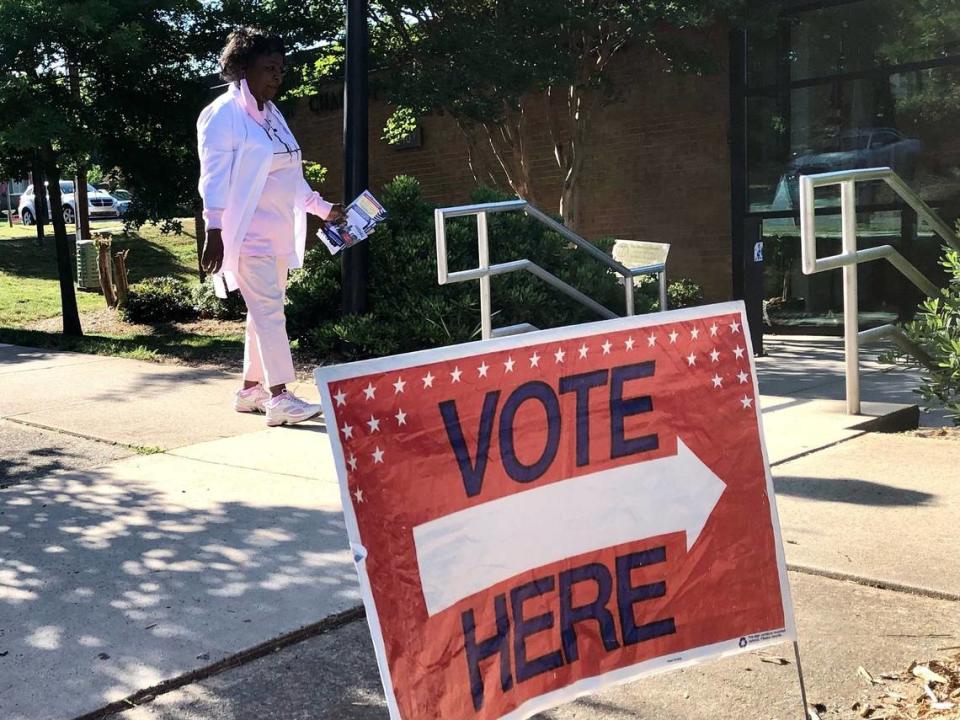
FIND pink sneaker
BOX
[234,385,270,414]
[265,390,323,427]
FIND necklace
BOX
[257,109,300,157]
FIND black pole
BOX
[342,0,370,315]
[729,28,748,302]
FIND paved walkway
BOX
[0,336,954,719]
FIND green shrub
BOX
[193,281,246,320]
[897,246,960,423]
[122,276,193,323]
[667,278,704,309]
[286,176,703,362]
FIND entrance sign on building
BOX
[315,302,795,720]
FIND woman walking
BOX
[198,28,342,426]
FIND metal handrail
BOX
[799,167,953,414]
[435,200,667,340]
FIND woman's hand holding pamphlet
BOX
[318,190,387,255]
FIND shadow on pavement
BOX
[0,468,356,719]
[774,476,934,507]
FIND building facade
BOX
[288,0,959,325]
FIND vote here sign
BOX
[315,302,795,720]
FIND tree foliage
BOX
[357,0,751,230]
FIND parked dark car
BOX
[777,128,922,210]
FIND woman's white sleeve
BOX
[197,105,234,229]
[301,178,333,220]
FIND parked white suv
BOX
[18,181,119,225]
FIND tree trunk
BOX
[75,169,90,239]
[68,63,90,240]
[42,146,83,337]
[546,83,594,235]
[97,240,117,308]
[481,99,539,206]
[113,250,130,308]
[31,156,47,247]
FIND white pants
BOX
[235,255,296,389]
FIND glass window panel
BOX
[787,0,960,83]
[745,65,960,212]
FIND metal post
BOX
[658,271,668,312]
[793,641,811,719]
[477,212,492,340]
[744,216,765,356]
[5,179,12,228]
[624,273,635,316]
[841,180,861,414]
[341,0,369,315]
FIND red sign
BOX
[315,302,795,719]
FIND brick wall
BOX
[287,29,733,300]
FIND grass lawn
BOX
[0,219,246,366]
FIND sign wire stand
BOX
[793,640,811,718]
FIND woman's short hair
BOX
[219,28,285,82]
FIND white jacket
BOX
[197,82,331,297]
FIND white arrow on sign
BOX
[412,438,726,617]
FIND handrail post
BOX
[840,180,861,415]
[477,211,492,341]
[624,273,635,316]
[659,271,668,311]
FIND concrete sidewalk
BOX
[756,335,947,464]
[0,336,954,720]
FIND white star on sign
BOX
[347,454,358,471]
[647,334,657,347]
[334,390,347,407]
[395,409,407,426]
[710,323,719,337]
[712,374,723,388]
[504,357,515,373]
[393,377,406,394]
[625,336,635,350]
[578,344,589,359]
[733,345,745,359]
[363,382,376,400]
[738,370,750,384]
[450,367,462,383]
[530,352,541,368]
[690,327,700,340]
[422,371,434,388]
[554,348,566,364]
[340,423,354,440]
[477,362,489,378]
[687,353,697,366]
[729,320,742,334]
[669,330,679,344]
[710,348,721,363]
[741,395,754,409]
[601,340,612,355]
[372,446,384,464]
[353,488,364,503]
[367,415,381,433]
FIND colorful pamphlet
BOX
[318,190,387,255]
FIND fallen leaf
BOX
[912,664,949,685]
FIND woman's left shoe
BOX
[235,385,270,414]
[265,390,323,426]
